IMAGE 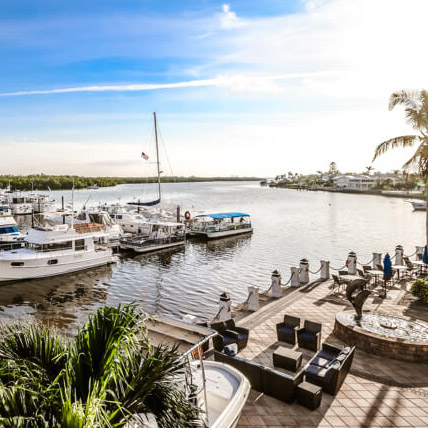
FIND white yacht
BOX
[145,317,251,428]
[191,213,253,239]
[45,209,123,244]
[28,193,56,213]
[8,191,33,215]
[119,221,186,253]
[0,206,26,246]
[99,203,150,234]
[0,224,114,282]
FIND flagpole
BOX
[153,112,162,202]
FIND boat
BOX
[28,192,56,213]
[0,223,114,282]
[44,208,123,245]
[119,221,186,253]
[7,191,33,215]
[0,206,26,248]
[87,184,99,190]
[191,213,253,239]
[406,199,426,211]
[144,316,251,428]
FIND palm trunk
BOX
[426,179,428,248]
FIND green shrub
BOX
[411,279,428,303]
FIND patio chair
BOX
[376,264,384,272]
[211,320,249,352]
[276,314,300,345]
[403,257,416,278]
[331,274,347,293]
[338,270,348,276]
[362,265,372,272]
[224,319,250,350]
[297,320,322,351]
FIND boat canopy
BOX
[196,212,250,220]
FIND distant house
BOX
[332,175,376,191]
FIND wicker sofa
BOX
[304,343,355,395]
[214,350,304,403]
[210,320,250,352]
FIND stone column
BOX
[299,258,309,284]
[290,267,300,287]
[373,253,382,269]
[218,292,232,321]
[320,260,330,280]
[248,286,260,312]
[271,270,282,298]
[395,245,404,266]
[416,246,424,261]
[348,251,357,275]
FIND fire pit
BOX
[334,311,428,362]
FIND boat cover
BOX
[196,212,249,219]
[128,198,161,207]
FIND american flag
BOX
[141,152,149,160]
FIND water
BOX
[0,182,425,332]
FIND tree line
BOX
[0,175,261,191]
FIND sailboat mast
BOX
[153,112,162,202]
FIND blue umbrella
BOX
[383,253,393,276]
[424,245,428,264]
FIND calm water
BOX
[0,182,424,332]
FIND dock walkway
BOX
[233,278,428,427]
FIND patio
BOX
[233,277,428,427]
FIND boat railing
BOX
[122,235,184,248]
[73,223,105,234]
[192,222,251,232]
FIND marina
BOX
[0,181,425,331]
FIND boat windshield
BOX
[0,226,19,234]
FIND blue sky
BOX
[1,0,427,177]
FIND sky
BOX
[0,0,428,178]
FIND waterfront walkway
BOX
[234,278,428,427]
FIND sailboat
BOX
[128,112,162,207]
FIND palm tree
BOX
[0,304,200,427]
[365,165,374,175]
[373,89,428,245]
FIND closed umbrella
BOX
[423,245,428,264]
[383,253,393,276]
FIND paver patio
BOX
[231,277,428,427]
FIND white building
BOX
[332,175,376,191]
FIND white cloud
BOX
[220,4,243,29]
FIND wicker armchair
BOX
[276,314,300,345]
[211,319,249,352]
[297,320,322,351]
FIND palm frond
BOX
[388,89,420,111]
[403,142,428,179]
[372,135,419,161]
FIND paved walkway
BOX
[233,277,428,427]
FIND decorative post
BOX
[372,253,382,269]
[395,245,404,266]
[416,246,424,261]
[348,251,357,275]
[271,270,282,298]
[299,258,309,284]
[248,286,260,312]
[320,260,330,280]
[218,292,232,321]
[290,267,300,287]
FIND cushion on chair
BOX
[305,364,335,383]
[341,346,351,354]
[299,332,317,341]
[336,353,347,362]
[326,360,341,370]
[223,336,236,346]
[311,355,333,368]
[223,343,238,356]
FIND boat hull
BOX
[192,227,253,240]
[0,250,113,282]
[120,239,185,253]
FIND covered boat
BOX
[144,316,250,428]
[191,212,253,239]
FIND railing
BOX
[191,223,252,233]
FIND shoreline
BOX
[268,184,426,200]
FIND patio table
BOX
[412,261,427,276]
[392,265,407,280]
